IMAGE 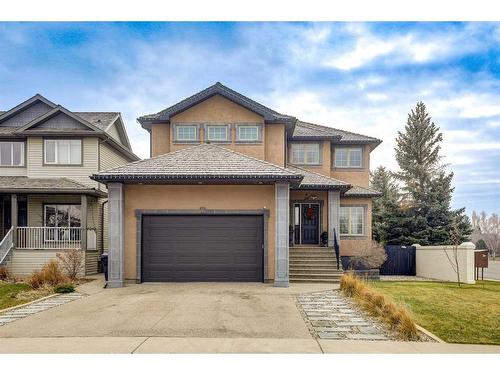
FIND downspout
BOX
[99,199,108,273]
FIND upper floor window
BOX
[174,124,198,143]
[236,124,260,142]
[0,142,24,167]
[44,139,82,165]
[335,147,363,168]
[290,143,321,165]
[206,125,229,142]
[339,206,365,236]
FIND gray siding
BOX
[1,101,53,127]
[34,113,88,130]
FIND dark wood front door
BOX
[301,204,319,244]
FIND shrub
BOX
[54,284,75,293]
[28,260,67,288]
[0,266,10,281]
[339,274,419,340]
[349,242,388,270]
[56,249,84,281]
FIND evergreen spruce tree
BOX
[393,102,472,245]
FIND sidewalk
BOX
[0,336,499,353]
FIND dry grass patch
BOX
[340,273,419,340]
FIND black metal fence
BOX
[380,245,416,276]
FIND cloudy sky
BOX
[1,22,499,214]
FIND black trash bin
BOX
[100,253,108,281]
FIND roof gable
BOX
[14,106,104,134]
[138,82,296,129]
[0,94,56,127]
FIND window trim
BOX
[43,138,83,166]
[172,123,200,144]
[339,205,366,237]
[333,146,364,169]
[43,203,82,242]
[289,142,322,166]
[205,124,230,143]
[0,141,25,167]
[235,123,262,143]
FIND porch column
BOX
[11,194,17,247]
[274,182,289,287]
[108,183,124,288]
[328,190,340,247]
[80,195,87,251]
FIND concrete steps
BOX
[289,246,343,283]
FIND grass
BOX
[0,282,33,310]
[369,280,500,345]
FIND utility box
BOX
[474,250,489,268]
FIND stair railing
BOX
[0,226,14,265]
[332,227,340,270]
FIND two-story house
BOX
[0,94,138,276]
[92,82,381,288]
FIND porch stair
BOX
[289,247,343,283]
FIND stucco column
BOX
[108,183,124,288]
[274,182,289,287]
[328,190,340,247]
[80,194,87,251]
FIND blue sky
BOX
[1,22,499,214]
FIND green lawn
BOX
[369,280,500,345]
[0,282,33,310]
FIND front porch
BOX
[0,187,104,276]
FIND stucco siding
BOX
[123,184,276,282]
[151,123,170,157]
[331,144,371,188]
[26,137,99,188]
[339,196,373,256]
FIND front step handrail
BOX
[0,226,14,265]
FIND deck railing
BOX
[0,226,14,264]
[16,227,96,250]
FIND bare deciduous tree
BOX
[56,249,84,281]
[444,222,462,287]
[471,211,500,259]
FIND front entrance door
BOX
[293,203,320,245]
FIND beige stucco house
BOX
[92,82,381,287]
[0,94,138,276]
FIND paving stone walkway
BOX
[0,292,82,326]
[297,290,389,341]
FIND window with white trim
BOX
[44,139,81,165]
[44,204,81,241]
[206,125,229,142]
[335,147,363,168]
[0,142,24,166]
[236,125,260,142]
[290,143,320,165]
[339,206,364,235]
[174,125,198,142]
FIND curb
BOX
[0,293,58,315]
[416,324,445,343]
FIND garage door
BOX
[141,215,264,282]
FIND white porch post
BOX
[11,194,17,248]
[80,194,87,251]
[108,183,124,288]
[274,182,289,287]
[328,190,340,247]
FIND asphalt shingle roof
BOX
[92,143,303,183]
[73,112,119,130]
[286,165,350,190]
[0,176,105,196]
[344,185,382,197]
[292,121,382,146]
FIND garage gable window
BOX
[173,124,199,143]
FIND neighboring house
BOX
[92,82,381,287]
[0,94,139,276]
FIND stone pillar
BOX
[328,190,340,247]
[274,182,289,287]
[80,194,87,251]
[11,194,17,247]
[108,183,124,288]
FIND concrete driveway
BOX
[0,280,327,339]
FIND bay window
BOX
[44,139,82,165]
[339,206,365,236]
[0,142,24,166]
